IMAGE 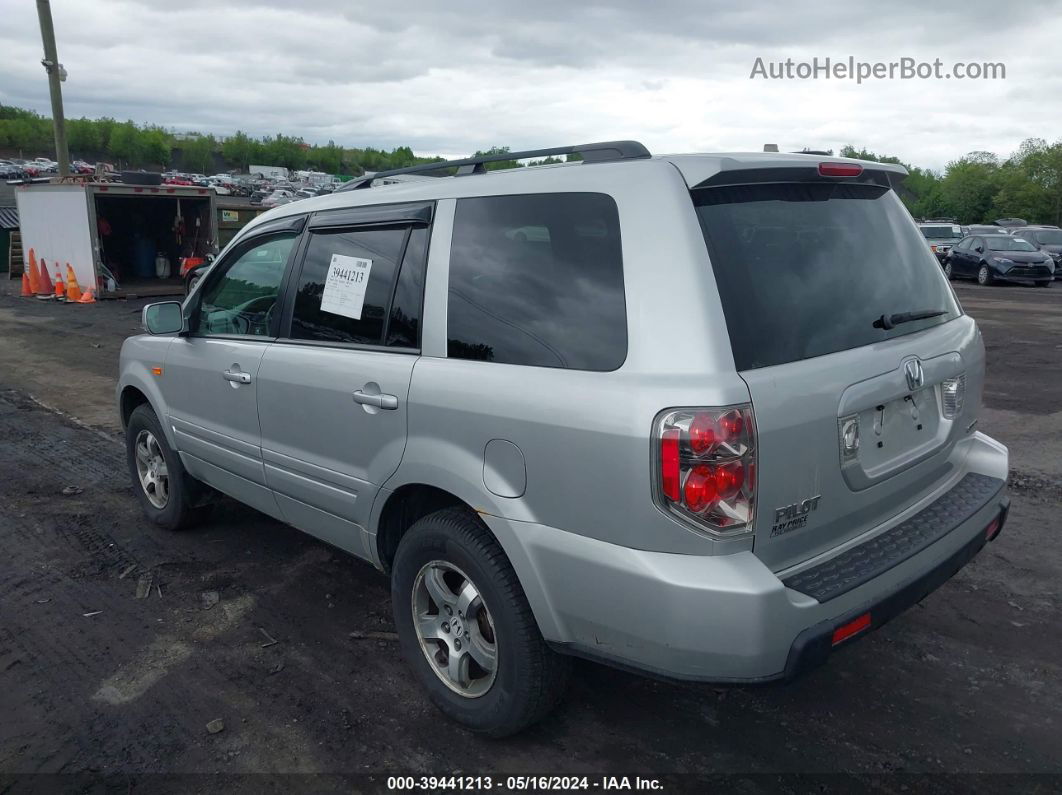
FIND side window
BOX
[290,226,408,345]
[446,193,627,371]
[973,237,984,251]
[196,233,297,337]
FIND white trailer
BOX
[15,181,217,297]
[248,164,289,180]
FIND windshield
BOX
[1029,229,1062,245]
[987,237,1037,252]
[693,182,960,370]
[920,225,962,239]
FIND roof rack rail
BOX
[337,140,651,192]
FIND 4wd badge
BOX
[771,495,822,537]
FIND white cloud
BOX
[1,0,1060,170]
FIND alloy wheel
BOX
[411,560,498,698]
[134,429,169,509]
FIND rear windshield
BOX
[693,183,961,370]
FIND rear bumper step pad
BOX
[782,472,1005,603]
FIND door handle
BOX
[223,369,252,384]
[353,390,398,410]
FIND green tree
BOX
[222,130,256,170]
[939,155,1001,223]
[108,120,141,166]
[67,117,102,155]
[140,126,172,167]
[181,134,217,173]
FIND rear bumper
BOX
[483,432,1008,682]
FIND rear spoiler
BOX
[692,165,904,192]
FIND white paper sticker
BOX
[320,254,372,320]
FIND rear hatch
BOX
[688,163,979,572]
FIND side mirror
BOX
[142,301,185,335]
[975,246,983,253]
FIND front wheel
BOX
[125,404,208,530]
[977,264,994,286]
[391,508,571,737]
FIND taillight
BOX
[653,405,756,537]
[941,374,966,419]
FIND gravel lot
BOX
[0,281,1058,792]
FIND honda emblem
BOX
[904,358,924,391]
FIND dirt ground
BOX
[0,280,1059,792]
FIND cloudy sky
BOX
[1,0,1060,171]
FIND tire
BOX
[185,269,203,295]
[125,404,207,530]
[391,508,571,737]
[1036,280,1051,288]
[977,264,994,286]
[943,260,953,280]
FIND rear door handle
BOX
[223,370,252,384]
[353,390,398,410]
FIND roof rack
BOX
[337,140,651,192]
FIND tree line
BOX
[2,104,1058,223]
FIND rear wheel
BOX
[1036,280,1051,288]
[391,508,570,737]
[977,264,994,286]
[943,260,953,280]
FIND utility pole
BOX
[36,0,69,177]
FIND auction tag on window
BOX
[320,254,372,320]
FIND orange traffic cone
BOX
[27,249,41,295]
[65,264,82,303]
[20,272,33,297]
[78,288,96,304]
[36,258,54,299]
[54,268,66,301]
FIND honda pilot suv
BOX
[118,142,1010,736]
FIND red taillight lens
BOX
[654,405,756,537]
[714,460,744,500]
[661,428,681,502]
[984,517,1001,541]
[718,410,744,444]
[688,413,718,455]
[818,162,863,177]
[684,465,718,512]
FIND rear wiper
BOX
[872,309,948,330]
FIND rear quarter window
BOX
[446,193,627,371]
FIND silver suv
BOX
[118,142,1010,736]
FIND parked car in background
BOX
[966,224,1007,236]
[71,160,96,175]
[122,144,1009,736]
[994,217,1027,230]
[164,175,195,186]
[945,234,1053,286]
[260,189,294,208]
[1011,226,1062,278]
[918,222,964,263]
[294,189,317,200]
[208,180,232,196]
[0,160,25,179]
[249,190,269,206]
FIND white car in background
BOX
[261,189,294,208]
[208,180,232,195]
